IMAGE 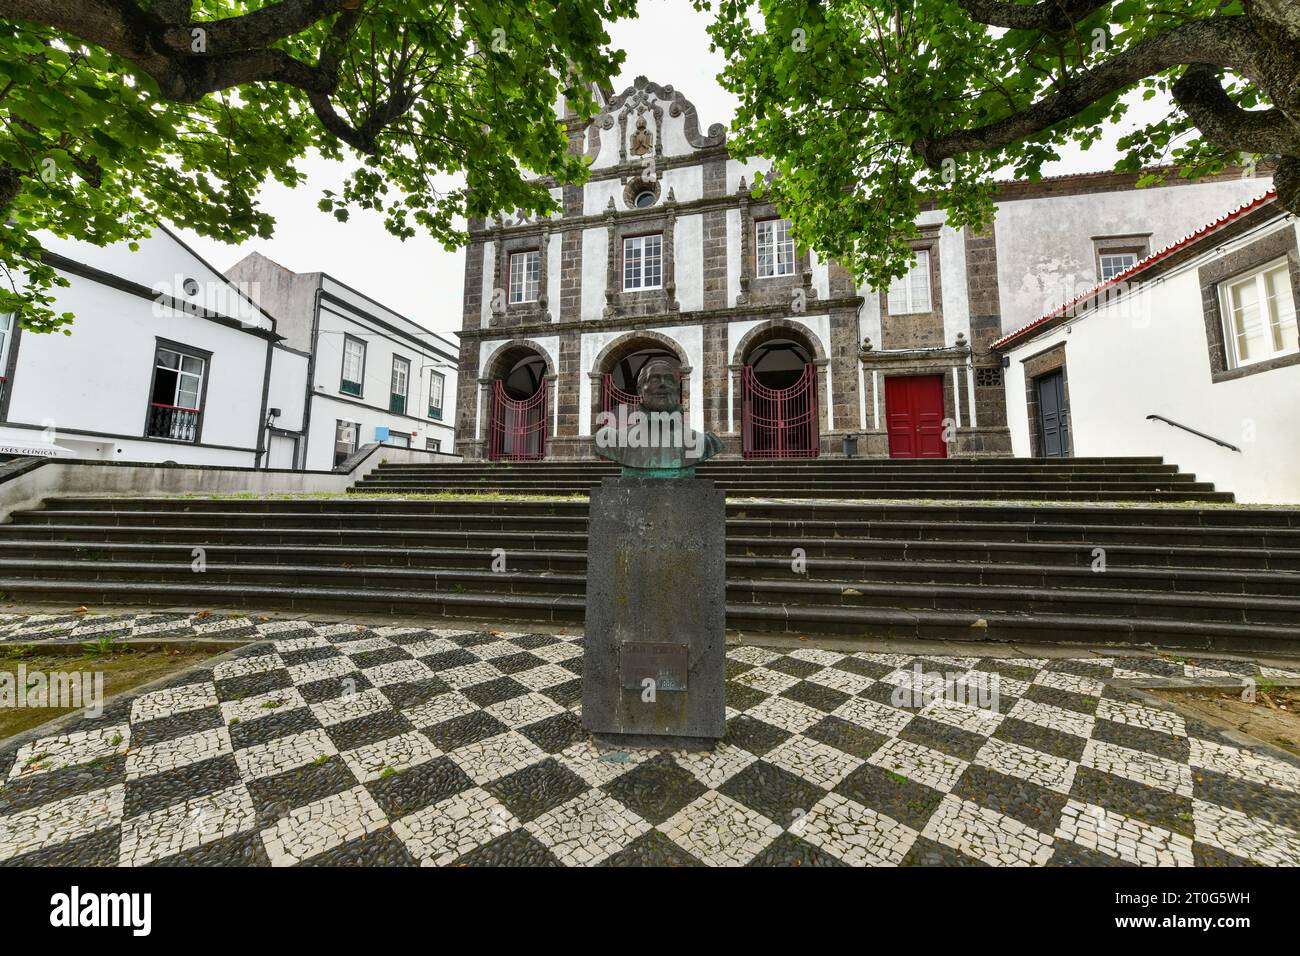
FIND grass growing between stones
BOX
[0,643,214,741]
[733,496,1299,510]
[165,491,590,502]
[132,492,1299,509]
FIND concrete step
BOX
[10,509,1300,554]
[7,548,1300,622]
[349,484,1234,502]
[5,547,1298,599]
[1,577,1294,654]
[42,496,1300,530]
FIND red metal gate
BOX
[742,363,819,459]
[600,373,642,418]
[488,380,548,461]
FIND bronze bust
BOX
[594,357,722,474]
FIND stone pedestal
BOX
[582,477,726,749]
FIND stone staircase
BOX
[0,488,1298,653]
[349,456,1232,502]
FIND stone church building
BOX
[453,77,1271,461]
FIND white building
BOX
[995,190,1300,503]
[0,227,458,472]
[453,77,1276,464]
[0,225,308,467]
[225,253,458,469]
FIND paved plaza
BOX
[1,611,1298,866]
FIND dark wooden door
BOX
[885,375,947,459]
[1037,371,1069,458]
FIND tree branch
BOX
[957,0,1110,32]
[171,47,335,101]
[150,0,193,26]
[1247,0,1300,44]
[1274,156,1300,213]
[1171,64,1299,155]
[914,17,1262,165]
[172,0,352,54]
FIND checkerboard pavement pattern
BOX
[0,611,268,643]
[2,618,1299,867]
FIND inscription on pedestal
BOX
[620,642,689,692]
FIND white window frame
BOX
[334,419,359,464]
[428,371,445,419]
[341,335,366,395]
[1099,252,1139,282]
[1219,258,1300,369]
[156,346,205,410]
[623,234,663,291]
[886,249,932,315]
[508,250,541,303]
[391,355,410,397]
[755,218,796,278]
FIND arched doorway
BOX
[601,346,681,418]
[741,335,819,458]
[590,333,690,434]
[487,345,549,461]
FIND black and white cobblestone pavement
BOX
[1,611,1299,867]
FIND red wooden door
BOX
[885,375,947,459]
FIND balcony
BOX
[146,402,201,442]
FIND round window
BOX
[634,190,656,208]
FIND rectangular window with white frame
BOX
[756,218,796,278]
[425,437,441,452]
[887,249,932,314]
[334,419,358,467]
[341,335,366,396]
[509,250,541,303]
[1219,258,1300,369]
[1099,252,1139,282]
[428,371,445,420]
[390,355,410,415]
[146,343,208,443]
[623,234,663,291]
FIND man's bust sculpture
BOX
[594,357,722,475]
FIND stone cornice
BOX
[457,297,865,341]
[473,186,771,242]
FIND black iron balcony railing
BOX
[147,402,201,442]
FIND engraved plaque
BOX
[620,641,689,692]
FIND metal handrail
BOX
[1146,414,1241,453]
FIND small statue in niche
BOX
[630,116,653,157]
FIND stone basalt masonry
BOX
[454,76,1270,461]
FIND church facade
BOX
[453,77,1272,461]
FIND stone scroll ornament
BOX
[593,357,722,476]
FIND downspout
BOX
[254,337,274,468]
[299,278,324,470]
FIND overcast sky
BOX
[175,0,1169,339]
